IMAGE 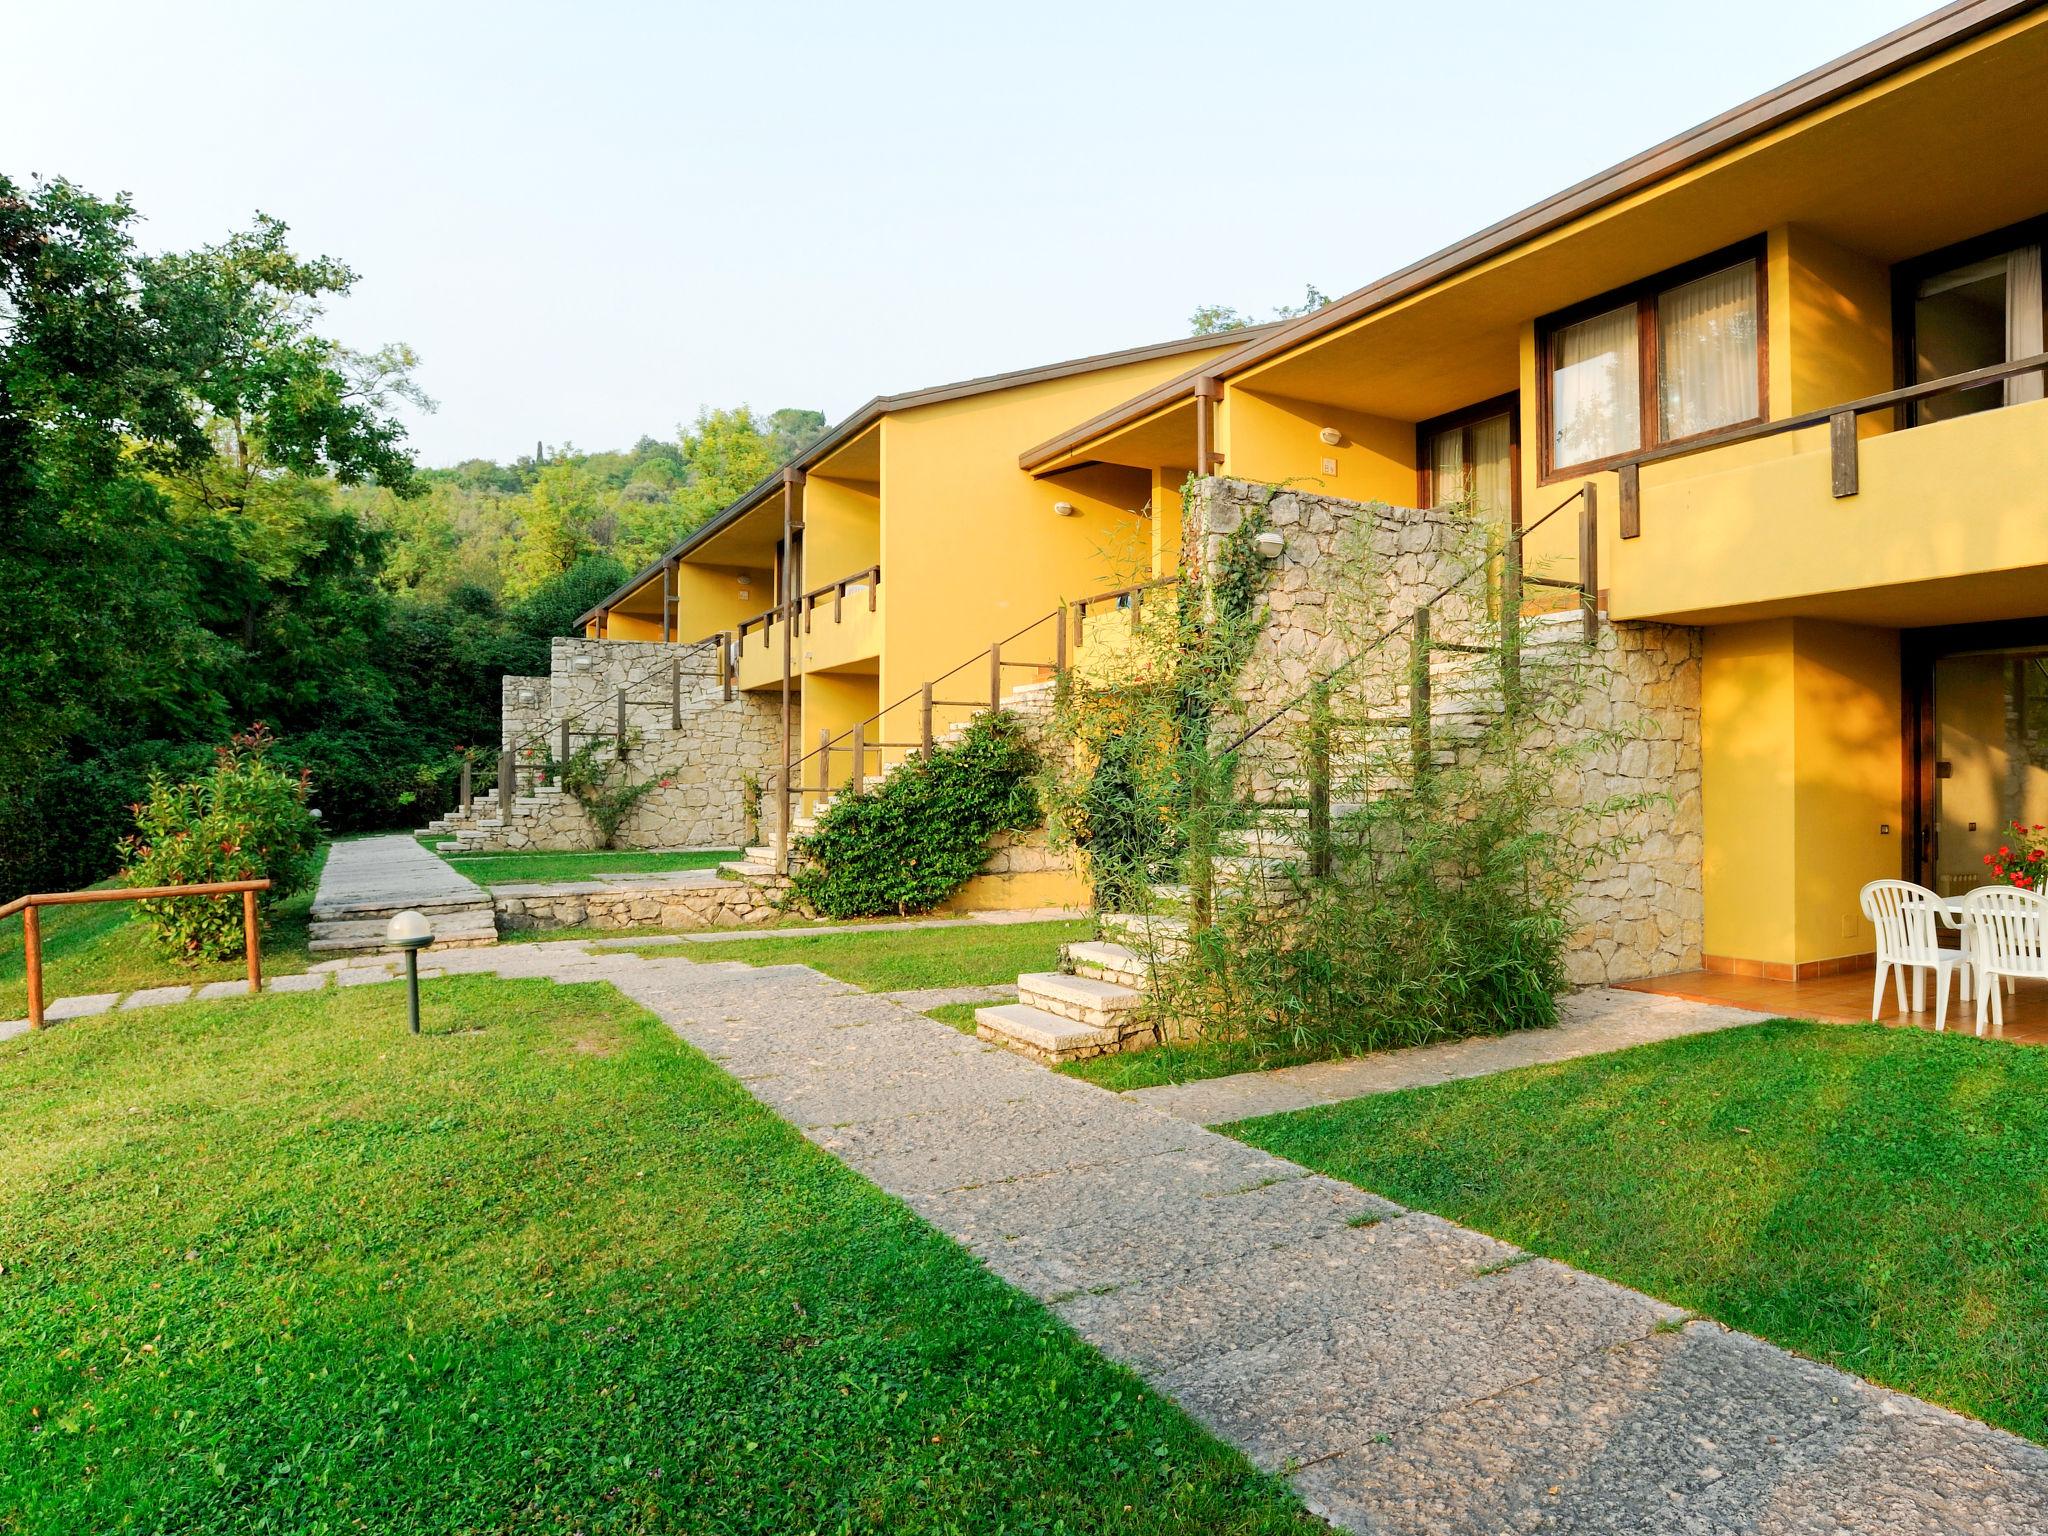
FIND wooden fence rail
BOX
[0,879,272,1032]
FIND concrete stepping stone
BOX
[45,993,118,1020]
[120,985,193,1009]
[264,972,330,993]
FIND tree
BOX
[1189,284,1333,336]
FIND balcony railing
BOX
[1614,350,2048,538]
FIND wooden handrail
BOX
[1615,350,2048,537]
[3,879,272,1031]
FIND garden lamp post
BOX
[386,909,434,1034]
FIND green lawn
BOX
[425,844,739,887]
[0,846,325,1020]
[1061,1034,1340,1093]
[0,977,1316,1533]
[1227,1019,2048,1445]
[627,918,1091,992]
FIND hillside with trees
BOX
[0,172,822,898]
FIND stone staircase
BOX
[973,612,1594,1066]
[306,835,502,955]
[307,893,502,954]
[423,781,567,853]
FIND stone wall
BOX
[492,874,786,932]
[1191,477,1703,985]
[475,636,779,852]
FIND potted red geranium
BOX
[1983,821,2048,891]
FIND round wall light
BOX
[1318,427,1342,447]
[1255,530,1286,559]
[1052,501,1078,517]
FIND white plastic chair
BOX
[1860,880,1974,1034]
[1957,885,2048,1036]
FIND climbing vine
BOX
[790,711,1040,919]
[1040,477,1273,910]
[553,736,665,849]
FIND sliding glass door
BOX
[1907,623,2048,894]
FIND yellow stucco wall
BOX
[671,561,769,644]
[1703,619,1901,968]
[801,475,881,589]
[1224,388,1416,507]
[876,351,1233,720]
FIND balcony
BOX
[1608,360,2048,627]
[798,567,881,675]
[731,566,882,691]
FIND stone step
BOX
[973,1002,1130,1066]
[307,931,500,955]
[1063,940,1151,987]
[309,892,494,921]
[721,858,780,879]
[1016,970,1143,1028]
[308,908,498,947]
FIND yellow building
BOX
[574,331,1262,854]
[1020,0,2048,978]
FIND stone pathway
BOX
[584,907,1088,947]
[1131,986,1766,1125]
[309,834,497,952]
[378,947,2048,1530]
[8,945,2045,1530]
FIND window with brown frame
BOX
[1417,394,1520,528]
[1537,239,1768,479]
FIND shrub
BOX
[119,726,320,961]
[790,712,1040,919]
[554,737,663,849]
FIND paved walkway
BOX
[346,945,2048,1530]
[313,834,486,913]
[1131,986,1766,1125]
[9,944,2045,1529]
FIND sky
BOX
[7,0,1935,467]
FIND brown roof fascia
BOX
[1016,0,2043,474]
[574,325,1283,625]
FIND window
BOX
[1900,227,2045,424]
[1418,395,1519,526]
[1539,242,1766,477]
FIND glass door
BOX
[1915,638,2048,894]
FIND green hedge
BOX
[789,712,1040,919]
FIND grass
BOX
[1060,1034,1342,1093]
[422,843,740,887]
[623,918,1091,992]
[1226,1018,2048,1445]
[925,1000,983,1034]
[0,845,325,1020]
[0,977,1318,1533]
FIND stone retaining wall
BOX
[1192,478,1703,985]
[492,874,788,932]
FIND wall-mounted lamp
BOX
[1318,427,1342,447]
[1254,530,1286,559]
[570,655,596,673]
[1052,501,1078,517]
[515,688,538,707]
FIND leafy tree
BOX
[1189,284,1333,336]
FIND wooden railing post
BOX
[921,682,934,755]
[499,747,516,805]
[459,758,472,815]
[818,727,830,792]
[851,721,865,795]
[868,565,879,612]
[243,888,262,994]
[1501,532,1523,716]
[1410,606,1433,784]
[615,688,628,757]
[1055,603,1068,675]
[1579,481,1600,645]
[558,718,570,775]
[23,904,43,1030]
[1618,462,1640,540]
[670,658,682,730]
[989,642,1002,709]
[1073,601,1085,651]
[719,633,733,702]
[1830,410,1859,498]
[834,582,844,625]
[1307,677,1332,880]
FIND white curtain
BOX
[1468,413,1512,522]
[1657,261,1759,439]
[1551,304,1638,467]
[2006,244,2043,406]
[1429,427,1465,507]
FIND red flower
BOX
[1985,854,1996,864]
